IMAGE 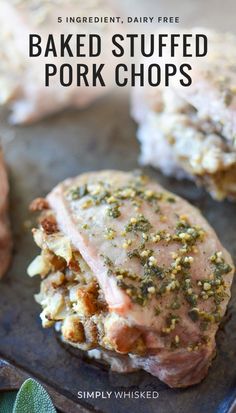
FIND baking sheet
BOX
[0,92,236,413]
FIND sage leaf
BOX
[0,391,16,413]
[13,378,56,413]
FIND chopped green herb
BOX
[106,205,121,218]
[188,308,199,322]
[171,300,181,310]
[69,184,88,200]
[222,88,233,106]
[125,214,152,233]
[166,196,176,203]
[101,254,113,267]
[154,306,161,316]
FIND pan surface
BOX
[0,93,236,413]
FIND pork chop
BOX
[0,0,120,124]
[170,29,236,145]
[131,29,236,200]
[132,28,236,144]
[0,149,12,277]
[135,92,236,200]
[28,170,234,387]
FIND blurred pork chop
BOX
[0,149,12,277]
[0,0,120,124]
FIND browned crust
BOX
[29,197,49,212]
[39,214,58,235]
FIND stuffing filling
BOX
[27,206,147,355]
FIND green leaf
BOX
[13,378,56,413]
[0,391,17,413]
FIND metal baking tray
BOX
[0,93,236,413]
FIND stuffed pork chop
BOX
[131,29,236,201]
[134,89,236,200]
[28,170,234,387]
[0,149,12,278]
[0,0,120,124]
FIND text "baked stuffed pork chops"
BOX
[28,171,234,387]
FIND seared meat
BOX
[131,29,236,200]
[28,170,234,387]
[0,149,12,277]
[0,0,119,124]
